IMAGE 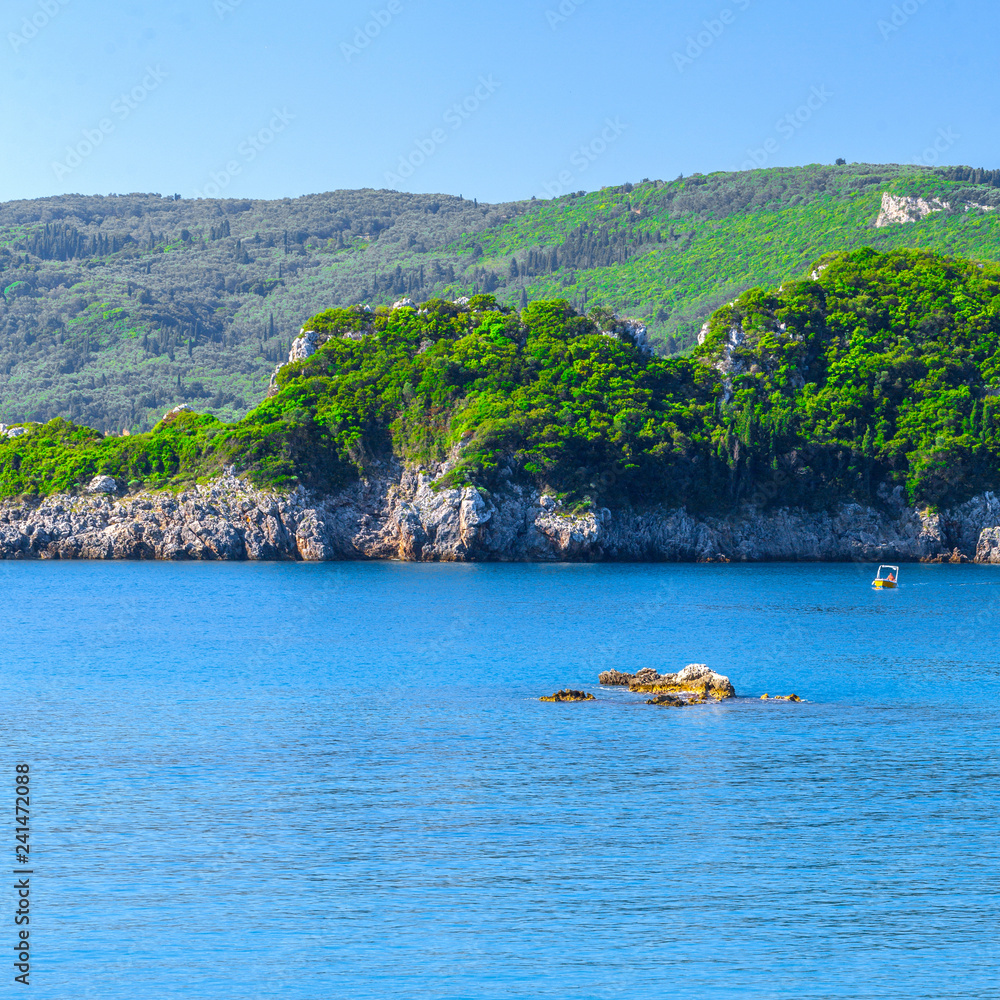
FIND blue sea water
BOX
[1,561,998,1000]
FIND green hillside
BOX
[3,246,1000,513]
[3,163,1000,433]
[473,163,1000,349]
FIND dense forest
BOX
[3,247,1000,514]
[0,189,521,432]
[5,163,1000,433]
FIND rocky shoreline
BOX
[2,463,1000,563]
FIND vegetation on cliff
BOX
[7,163,1000,431]
[2,246,1000,511]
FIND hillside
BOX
[3,246,1000,516]
[4,163,1000,433]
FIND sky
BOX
[0,0,994,205]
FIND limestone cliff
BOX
[875,193,951,227]
[2,464,1000,563]
[875,191,996,227]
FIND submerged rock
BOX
[646,694,703,708]
[762,694,802,702]
[540,690,595,703]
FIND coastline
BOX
[3,466,1000,564]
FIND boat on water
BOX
[872,565,899,590]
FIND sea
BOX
[1,561,997,999]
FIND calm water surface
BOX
[1,562,997,999]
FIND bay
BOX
[1,562,998,999]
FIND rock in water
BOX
[598,667,660,686]
[598,670,635,686]
[976,527,1000,564]
[628,664,736,699]
[540,690,595,703]
[646,694,702,708]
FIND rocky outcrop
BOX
[87,476,119,495]
[600,318,651,355]
[600,665,739,707]
[598,670,635,686]
[626,665,736,699]
[268,329,320,396]
[539,690,595,702]
[600,665,735,703]
[875,193,950,227]
[875,192,999,228]
[975,527,1000,564]
[0,473,292,561]
[2,465,1000,563]
[761,694,802,702]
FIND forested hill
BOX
[0,190,522,432]
[4,247,1000,515]
[5,162,1000,433]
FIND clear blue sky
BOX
[1,0,994,204]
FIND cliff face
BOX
[2,465,1000,564]
[874,191,997,227]
[875,193,951,227]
